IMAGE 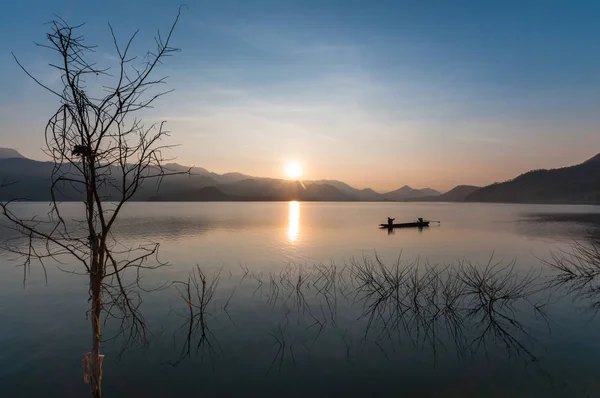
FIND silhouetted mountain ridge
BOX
[466,153,600,204]
[0,148,24,159]
[5,147,596,204]
[0,148,438,202]
[409,185,481,202]
[382,185,441,201]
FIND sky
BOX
[1,0,600,192]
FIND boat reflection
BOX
[386,226,427,235]
[287,201,300,243]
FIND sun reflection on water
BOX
[288,201,300,243]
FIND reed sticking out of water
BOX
[348,255,548,364]
[173,254,553,371]
[544,238,600,278]
[543,237,600,309]
[169,265,221,366]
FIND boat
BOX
[379,221,430,229]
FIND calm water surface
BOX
[2,202,600,397]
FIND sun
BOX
[285,161,303,180]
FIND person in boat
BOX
[387,217,395,226]
[418,217,423,223]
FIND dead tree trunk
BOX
[2,7,186,398]
[90,251,104,397]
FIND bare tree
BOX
[0,7,185,398]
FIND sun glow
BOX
[285,161,303,180]
[287,201,300,243]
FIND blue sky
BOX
[1,0,600,190]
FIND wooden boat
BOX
[379,221,430,229]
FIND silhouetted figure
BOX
[418,217,423,223]
[387,217,395,227]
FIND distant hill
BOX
[217,179,352,201]
[0,157,65,200]
[420,188,442,197]
[382,185,440,201]
[438,185,480,201]
[0,148,24,159]
[164,163,253,185]
[409,185,481,202]
[307,180,383,201]
[465,154,600,204]
[0,156,144,201]
[304,180,441,201]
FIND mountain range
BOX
[0,148,440,202]
[1,148,599,204]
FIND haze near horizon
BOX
[1,0,600,191]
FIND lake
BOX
[2,202,600,397]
